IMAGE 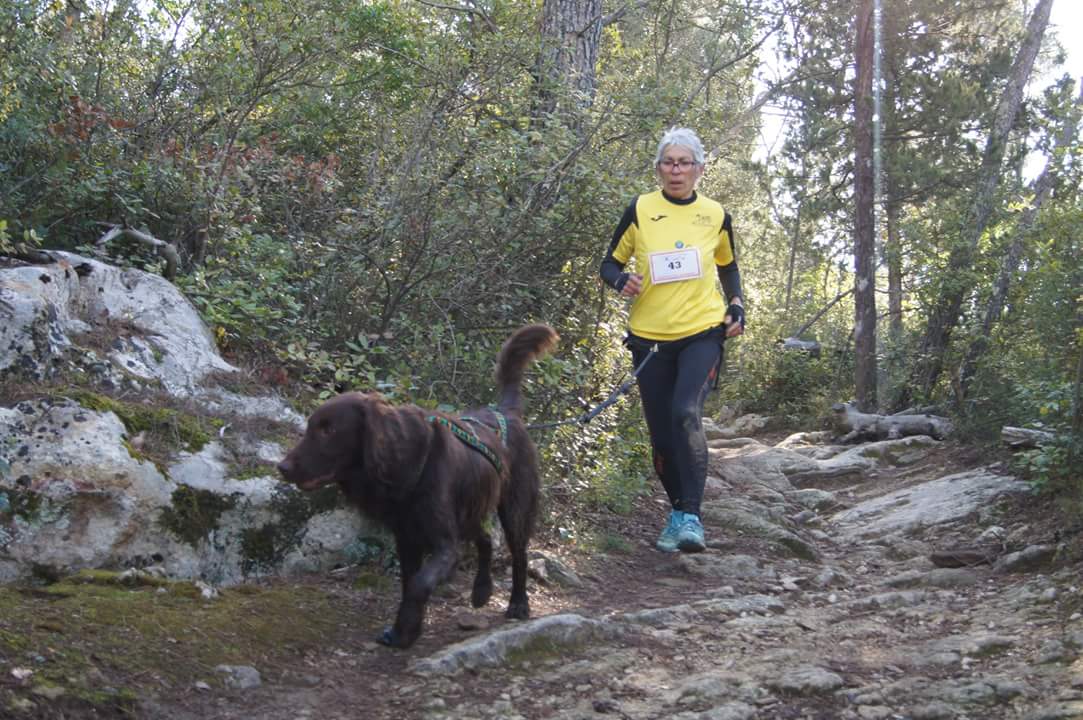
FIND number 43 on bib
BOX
[648,247,701,284]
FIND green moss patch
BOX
[238,485,341,574]
[66,389,219,453]
[158,486,238,547]
[352,570,393,592]
[505,635,589,667]
[0,488,42,521]
[0,577,348,716]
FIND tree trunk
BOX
[784,202,801,317]
[906,0,1053,405]
[959,81,1083,400]
[884,201,902,341]
[531,0,603,128]
[881,35,903,350]
[852,0,878,411]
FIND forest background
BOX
[1,0,1080,532]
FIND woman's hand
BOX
[724,302,745,338]
[621,273,644,297]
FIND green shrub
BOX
[1013,434,1081,494]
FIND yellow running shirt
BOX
[606,190,737,341]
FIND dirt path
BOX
[4,439,1082,720]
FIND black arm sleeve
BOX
[600,198,638,292]
[716,211,743,302]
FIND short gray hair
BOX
[654,127,706,167]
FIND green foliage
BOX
[543,416,653,516]
[728,347,845,425]
[1013,435,1081,494]
[1006,376,1083,496]
[0,221,38,255]
[177,232,304,352]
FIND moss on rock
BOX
[237,485,341,574]
[158,486,237,547]
[1,487,42,521]
[65,389,219,453]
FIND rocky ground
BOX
[3,432,1082,720]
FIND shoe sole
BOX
[655,541,679,553]
[677,538,705,553]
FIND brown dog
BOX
[277,324,558,648]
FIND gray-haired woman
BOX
[599,126,745,553]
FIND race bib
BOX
[648,247,701,284]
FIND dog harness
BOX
[427,410,508,473]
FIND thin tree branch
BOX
[414,0,498,32]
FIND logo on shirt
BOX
[675,241,684,248]
[693,214,714,227]
[650,214,667,222]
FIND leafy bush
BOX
[1013,435,1081,494]
[1008,378,1082,496]
[725,345,847,425]
[176,230,305,356]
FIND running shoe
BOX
[655,510,683,553]
[676,513,706,553]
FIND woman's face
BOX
[655,144,703,200]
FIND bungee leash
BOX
[527,342,658,431]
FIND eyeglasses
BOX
[658,159,698,171]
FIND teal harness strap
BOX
[463,408,508,446]
[428,411,507,473]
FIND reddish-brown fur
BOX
[277,324,558,648]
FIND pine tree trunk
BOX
[853,0,878,411]
[784,203,801,318]
[532,0,602,127]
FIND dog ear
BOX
[358,395,434,498]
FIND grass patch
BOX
[588,531,634,555]
[0,575,348,715]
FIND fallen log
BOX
[831,401,954,443]
[97,224,180,281]
[1001,426,1055,449]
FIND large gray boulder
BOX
[0,251,304,426]
[0,396,363,585]
[0,253,366,585]
[0,252,232,394]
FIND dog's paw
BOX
[379,625,419,649]
[505,600,530,620]
[471,580,493,608]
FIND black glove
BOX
[725,303,745,330]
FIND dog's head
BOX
[277,392,432,496]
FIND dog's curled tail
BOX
[496,324,559,415]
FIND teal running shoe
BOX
[676,513,706,553]
[655,510,683,553]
